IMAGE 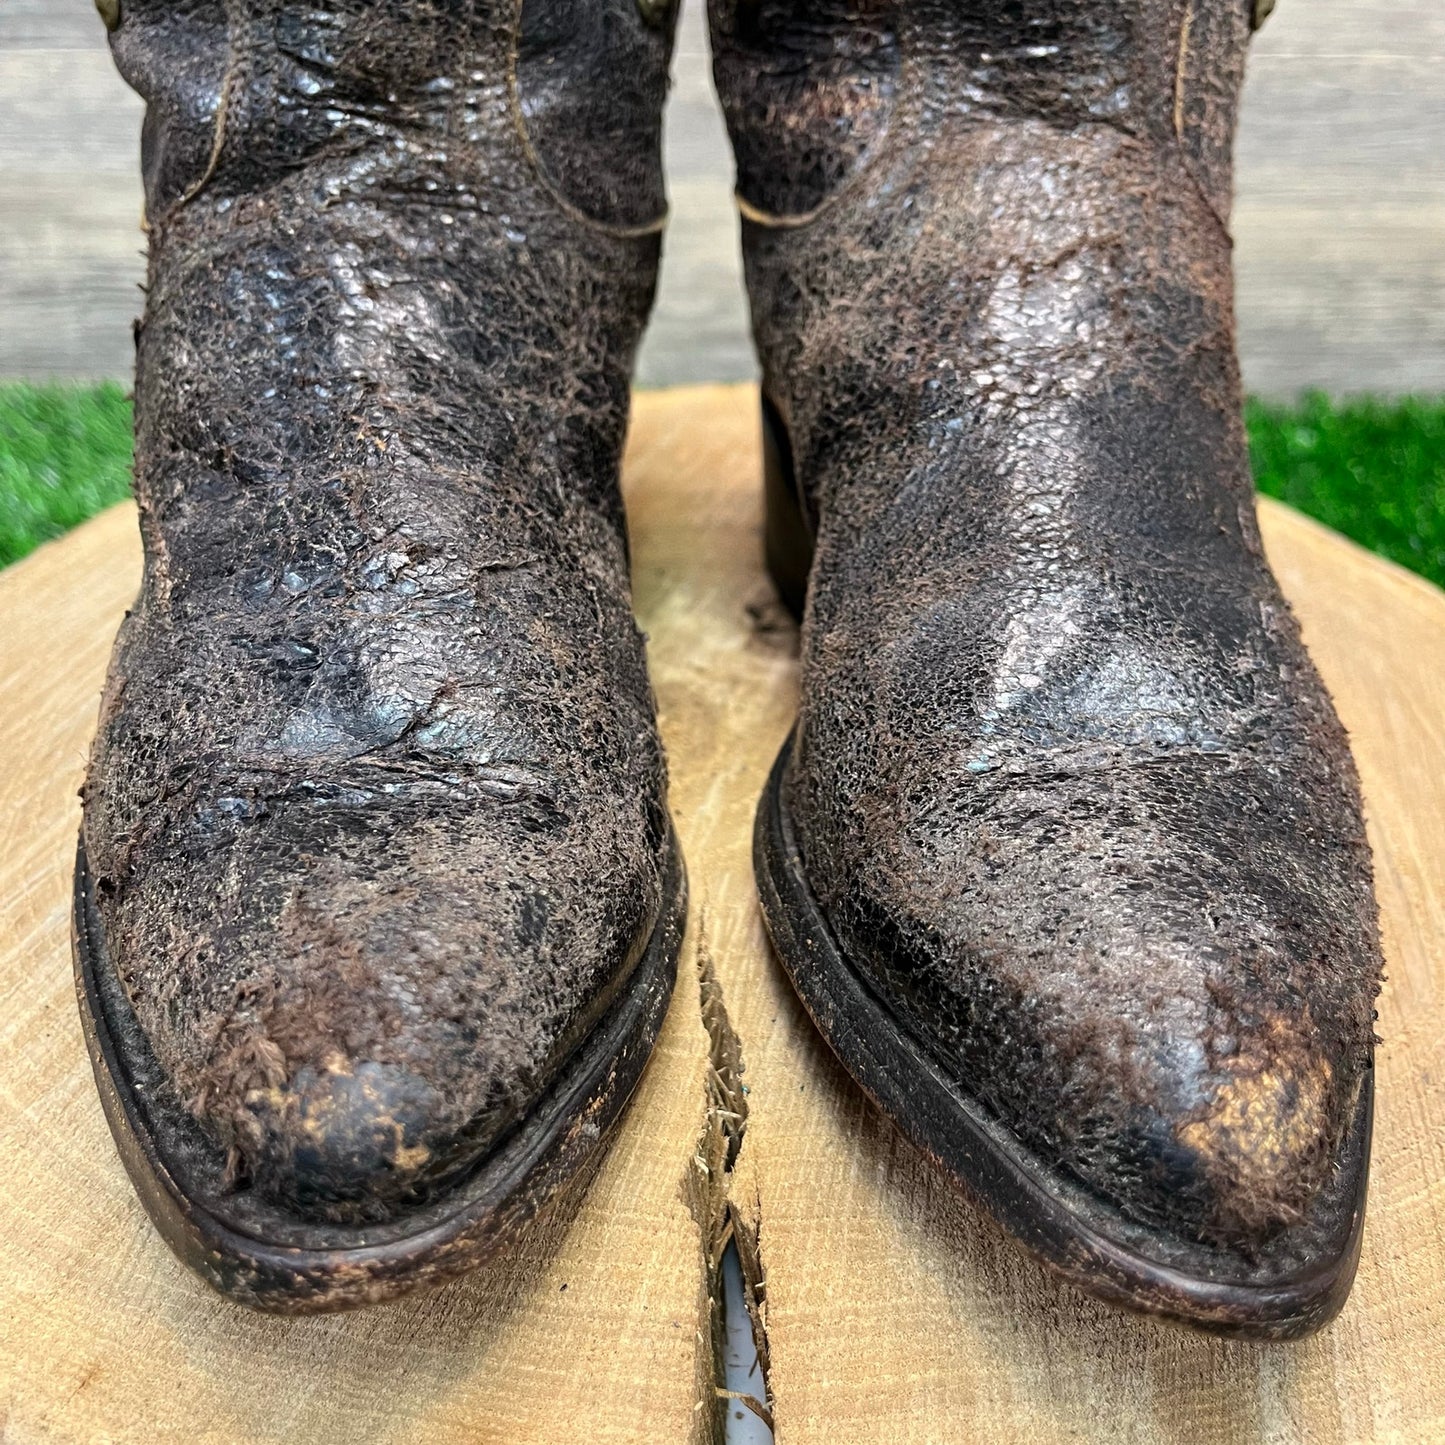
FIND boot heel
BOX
[762,393,814,621]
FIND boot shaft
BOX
[107,0,677,229]
[711,0,1268,669]
[710,0,1253,223]
[101,0,680,527]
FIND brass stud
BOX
[95,0,122,32]
[1252,0,1276,30]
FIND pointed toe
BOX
[242,1060,445,1222]
[1169,1023,1344,1254]
[756,736,1376,1337]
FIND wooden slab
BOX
[2,384,1443,1442]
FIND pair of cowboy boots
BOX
[78,0,1380,1339]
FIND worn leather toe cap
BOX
[86,751,670,1227]
[836,892,1365,1258]
[238,1059,448,1221]
[789,741,1378,1260]
[1035,1004,1356,1256]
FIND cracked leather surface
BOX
[714,0,1383,1255]
[84,0,678,1224]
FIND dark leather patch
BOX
[710,0,899,219]
[516,0,677,229]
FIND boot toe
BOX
[91,768,669,1233]
[921,924,1357,1263]
[790,721,1378,1267]
[1163,1023,1342,1253]
[242,1059,448,1222]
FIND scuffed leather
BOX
[518,0,677,229]
[716,0,1383,1254]
[85,0,676,1223]
[711,0,899,219]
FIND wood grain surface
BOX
[1,385,1442,1442]
[2,1,1443,394]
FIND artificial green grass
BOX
[0,383,134,570]
[1,385,1442,589]
[1248,393,1445,591]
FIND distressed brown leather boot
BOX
[716,0,1381,1337]
[76,0,684,1312]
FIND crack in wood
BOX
[683,913,773,1443]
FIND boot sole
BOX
[756,395,1371,1339]
[73,835,686,1313]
